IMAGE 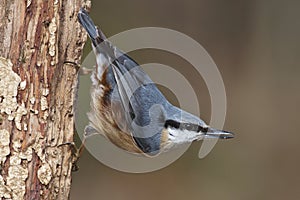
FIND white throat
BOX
[167,127,204,145]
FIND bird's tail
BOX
[77,8,106,46]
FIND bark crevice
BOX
[0,0,90,199]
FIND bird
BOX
[77,8,234,156]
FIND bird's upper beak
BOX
[204,128,234,139]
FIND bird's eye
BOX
[185,124,192,129]
[187,124,195,131]
[183,123,198,132]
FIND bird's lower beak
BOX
[205,128,234,139]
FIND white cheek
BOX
[168,130,176,140]
[168,128,201,144]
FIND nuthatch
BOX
[78,8,234,156]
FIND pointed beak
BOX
[205,128,234,139]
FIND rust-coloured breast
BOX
[160,128,170,149]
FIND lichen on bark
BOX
[0,0,90,199]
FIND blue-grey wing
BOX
[110,50,169,155]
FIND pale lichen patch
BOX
[41,87,49,121]
[48,18,57,57]
[23,123,28,131]
[30,97,36,104]
[43,111,49,120]
[42,88,49,96]
[37,163,52,185]
[14,102,27,130]
[19,147,32,161]
[12,140,22,153]
[9,154,21,166]
[0,175,11,199]
[26,0,32,8]
[0,58,21,117]
[32,132,46,163]
[0,145,9,164]
[3,138,34,199]
[37,60,42,67]
[6,142,30,199]
[0,57,28,131]
[19,80,27,90]
[6,165,28,200]
[29,97,39,115]
[0,129,10,164]
[0,129,10,146]
[41,96,48,111]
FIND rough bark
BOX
[0,0,90,199]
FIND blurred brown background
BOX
[71,0,300,199]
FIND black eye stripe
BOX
[164,120,180,129]
[164,120,207,132]
[197,126,208,133]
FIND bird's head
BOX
[159,107,234,152]
[131,104,234,156]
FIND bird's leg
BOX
[60,61,91,170]
[62,124,100,171]
[58,128,86,171]
[64,61,93,75]
[57,141,86,172]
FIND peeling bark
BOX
[0,0,90,199]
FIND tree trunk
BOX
[0,0,90,199]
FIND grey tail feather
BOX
[77,8,106,46]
